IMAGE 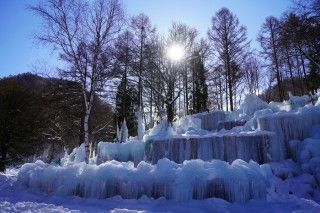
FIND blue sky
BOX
[0,0,292,77]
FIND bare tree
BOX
[168,23,198,115]
[258,16,284,101]
[243,53,261,95]
[130,13,156,117]
[208,8,249,111]
[30,0,124,163]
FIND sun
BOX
[167,44,185,61]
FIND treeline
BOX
[1,0,319,165]
[0,73,114,171]
[111,0,320,130]
[258,1,320,102]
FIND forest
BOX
[0,0,319,170]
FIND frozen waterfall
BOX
[145,131,273,164]
[257,106,320,161]
[18,158,270,203]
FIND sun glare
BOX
[167,44,185,61]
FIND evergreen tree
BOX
[0,79,40,171]
[115,75,139,137]
[190,52,208,113]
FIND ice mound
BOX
[240,94,271,118]
[145,115,210,141]
[17,158,270,203]
[61,143,86,165]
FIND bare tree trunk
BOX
[285,48,296,95]
[83,108,90,163]
[299,49,311,94]
[295,53,305,95]
[184,69,189,114]
[219,79,223,110]
[271,31,284,101]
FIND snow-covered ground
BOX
[1,168,320,213]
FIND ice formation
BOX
[96,141,145,165]
[145,131,273,164]
[136,111,145,141]
[18,158,270,203]
[268,125,320,202]
[288,92,311,110]
[16,93,320,204]
[192,111,226,131]
[257,105,320,161]
[120,119,129,143]
[217,120,246,131]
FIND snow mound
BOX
[17,158,270,203]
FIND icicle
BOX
[18,158,269,203]
[136,111,145,141]
[120,119,128,143]
[116,122,121,143]
[145,132,273,164]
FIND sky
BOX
[0,0,292,77]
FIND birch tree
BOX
[30,0,124,163]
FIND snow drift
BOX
[17,158,270,203]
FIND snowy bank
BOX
[17,158,270,203]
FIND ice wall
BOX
[18,158,269,203]
[145,132,273,165]
[257,106,320,161]
[192,111,226,131]
[96,141,145,165]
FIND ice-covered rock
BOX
[145,131,273,165]
[17,158,270,203]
